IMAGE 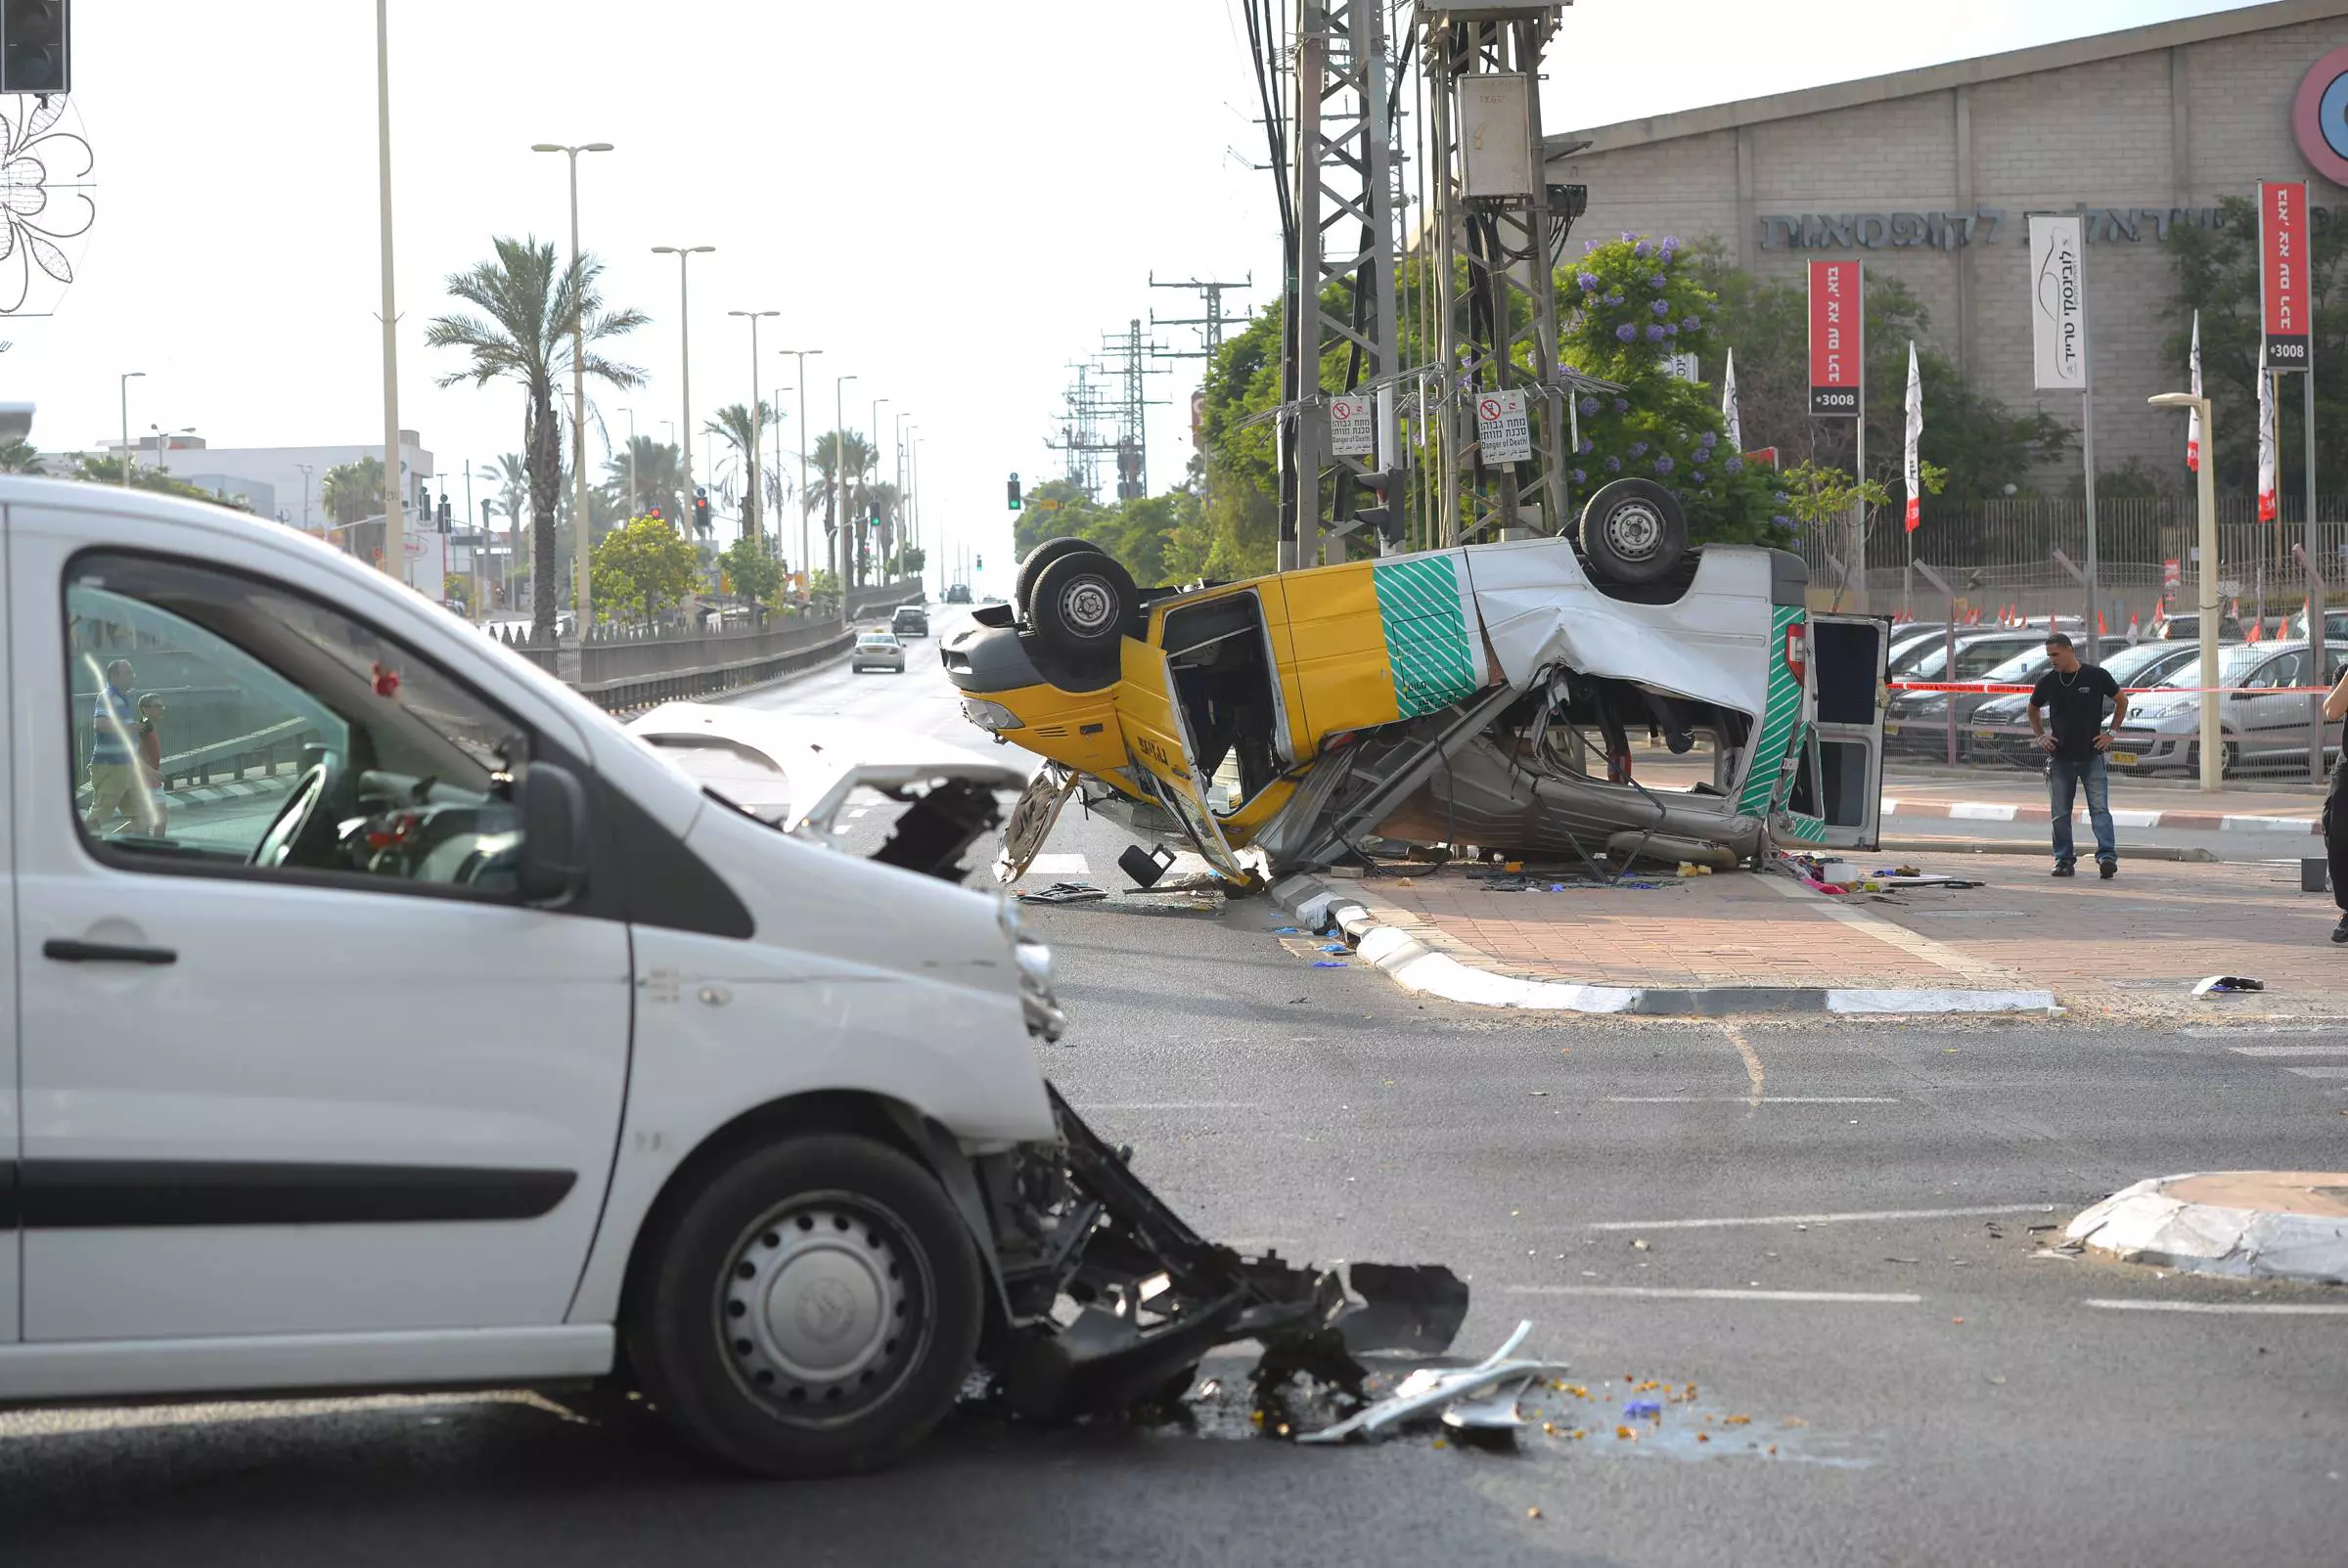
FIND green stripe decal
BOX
[1373,556,1480,719]
[1741,604,1805,816]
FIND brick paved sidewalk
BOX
[1342,852,2348,1016]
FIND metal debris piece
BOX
[1296,1321,1570,1446]
[1017,881,1108,904]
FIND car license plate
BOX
[1882,723,1900,735]
[1972,729,1995,741]
[2110,751,2138,766]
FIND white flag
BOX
[2257,351,2278,522]
[1721,348,1741,450]
[1902,341,1922,535]
[2186,309,2203,472]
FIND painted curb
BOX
[1273,874,2059,1017]
[2067,1173,2348,1285]
[1885,797,2319,834]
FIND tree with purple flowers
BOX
[1558,233,1784,546]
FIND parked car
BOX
[1883,629,2047,688]
[2287,607,2348,645]
[1881,637,2127,759]
[2148,609,2245,642]
[1964,640,2202,767]
[0,462,1467,1478]
[852,630,908,673]
[891,604,929,639]
[2107,641,2345,776]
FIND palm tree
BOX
[0,438,41,472]
[704,401,777,546]
[810,429,875,588]
[427,236,648,642]
[602,434,684,525]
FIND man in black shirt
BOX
[2321,662,2348,942]
[2028,633,2128,878]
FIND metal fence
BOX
[1802,497,2348,631]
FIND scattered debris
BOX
[1017,881,1107,904]
[2192,974,2266,995]
[1295,1322,1569,1446]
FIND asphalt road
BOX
[8,605,2346,1567]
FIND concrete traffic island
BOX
[2067,1172,2348,1285]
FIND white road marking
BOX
[1585,1202,2057,1232]
[1025,853,1091,875]
[2182,1024,2348,1037]
[1761,875,2029,986]
[846,807,869,820]
[2285,1066,2348,1079]
[2084,1299,2348,1317]
[1078,1101,1254,1110]
[1507,1285,1921,1304]
[1603,1096,1902,1104]
[2229,1045,2348,1057]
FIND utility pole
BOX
[835,373,858,593]
[375,0,403,581]
[1151,274,1251,547]
[1421,4,1576,549]
[727,309,778,554]
[532,141,613,628]
[1277,0,1404,568]
[653,245,715,547]
[779,349,823,586]
[1103,319,1170,500]
[295,461,313,531]
[464,456,482,621]
[621,406,637,516]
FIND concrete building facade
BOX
[1544,0,2348,484]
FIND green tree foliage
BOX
[591,514,702,626]
[1684,243,2069,501]
[0,438,41,472]
[75,455,256,510]
[601,435,683,526]
[427,235,648,639]
[705,402,777,541]
[718,532,783,605]
[809,429,876,586]
[2162,194,2348,497]
[1559,235,1784,543]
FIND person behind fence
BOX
[2028,632,2127,879]
[2321,662,2348,943]
[83,657,141,833]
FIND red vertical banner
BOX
[2260,179,2311,369]
[1807,260,1863,417]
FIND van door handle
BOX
[43,939,177,965]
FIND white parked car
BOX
[852,631,907,673]
[0,465,1454,1476]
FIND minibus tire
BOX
[1578,478,1688,585]
[1015,537,1106,616]
[629,1134,983,1478]
[1028,551,1140,673]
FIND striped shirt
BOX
[89,684,134,765]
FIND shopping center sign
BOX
[2293,45,2348,187]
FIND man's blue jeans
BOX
[2048,753,2116,866]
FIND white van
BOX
[0,476,1099,1475]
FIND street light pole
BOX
[865,396,889,587]
[620,406,637,517]
[2151,390,2223,792]
[834,374,857,593]
[779,349,823,588]
[117,370,144,488]
[295,462,313,531]
[727,309,779,555]
[375,0,402,580]
[532,141,613,632]
[653,246,715,544]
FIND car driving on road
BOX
[852,630,908,673]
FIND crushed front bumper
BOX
[969,1086,1468,1422]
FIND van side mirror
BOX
[518,761,589,908]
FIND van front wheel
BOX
[628,1135,982,1477]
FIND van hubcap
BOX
[1603,501,1665,561]
[1057,576,1116,635]
[719,1194,927,1422]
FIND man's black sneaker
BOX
[2052,861,2076,877]
[2099,861,2117,879]
[2332,916,2348,945]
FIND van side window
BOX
[65,553,533,895]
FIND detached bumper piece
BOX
[979,1086,1468,1424]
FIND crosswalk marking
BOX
[2284,1066,2348,1079]
[1026,853,1090,874]
[2229,1045,2348,1057]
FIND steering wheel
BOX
[249,750,348,871]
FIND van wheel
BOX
[1028,551,1139,672]
[626,1135,982,1478]
[1015,537,1107,617]
[1578,478,1688,585]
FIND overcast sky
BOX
[19,0,2263,592]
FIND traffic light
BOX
[1007,473,1021,511]
[691,487,711,535]
[1347,469,1406,547]
[436,494,452,534]
[976,555,984,570]
[1,1,68,96]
